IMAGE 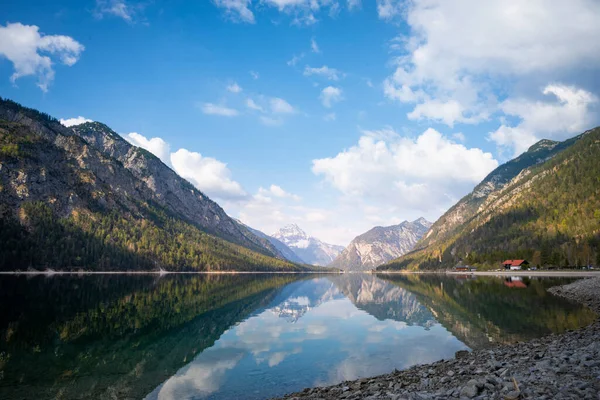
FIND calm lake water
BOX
[0,273,595,400]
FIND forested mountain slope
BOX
[71,121,284,257]
[0,98,307,271]
[379,128,600,270]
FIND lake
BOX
[0,273,595,400]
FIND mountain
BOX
[330,218,432,271]
[379,274,595,349]
[0,97,309,272]
[272,224,344,266]
[70,121,284,259]
[329,274,435,327]
[379,127,600,271]
[236,220,306,264]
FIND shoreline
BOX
[448,270,600,277]
[0,270,341,276]
[275,277,600,399]
[2,269,598,277]
[376,270,600,277]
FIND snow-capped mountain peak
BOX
[272,224,344,266]
[272,224,308,241]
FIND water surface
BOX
[0,273,594,400]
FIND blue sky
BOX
[2,0,600,245]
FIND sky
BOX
[1,0,600,246]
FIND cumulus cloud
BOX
[118,131,248,201]
[320,86,343,108]
[60,116,92,127]
[304,65,342,81]
[0,22,84,92]
[200,103,240,117]
[383,0,600,126]
[125,132,171,165]
[490,84,598,156]
[312,128,498,213]
[212,0,255,23]
[226,82,242,93]
[171,148,248,200]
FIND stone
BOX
[459,384,479,398]
[455,350,469,359]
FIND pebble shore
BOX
[275,277,600,400]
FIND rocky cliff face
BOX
[69,122,282,257]
[330,218,432,271]
[272,224,344,266]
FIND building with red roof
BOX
[502,260,529,270]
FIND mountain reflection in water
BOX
[0,273,595,400]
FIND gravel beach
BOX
[275,277,600,400]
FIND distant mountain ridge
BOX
[235,220,306,264]
[272,224,344,266]
[380,127,600,270]
[330,218,432,271]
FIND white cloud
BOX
[320,86,343,108]
[347,0,361,11]
[287,53,304,66]
[212,0,255,23]
[304,65,342,81]
[226,82,242,93]
[260,116,283,126]
[376,0,403,20]
[200,103,240,117]
[250,70,259,80]
[171,148,248,200]
[118,131,248,201]
[383,0,600,126]
[407,99,486,128]
[125,132,171,165]
[452,132,466,142]
[246,98,264,112]
[311,38,320,53]
[94,0,139,22]
[60,116,92,127]
[245,96,296,125]
[270,97,296,114]
[490,84,598,155]
[258,185,301,201]
[0,22,84,92]
[312,128,498,218]
[324,113,336,121]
